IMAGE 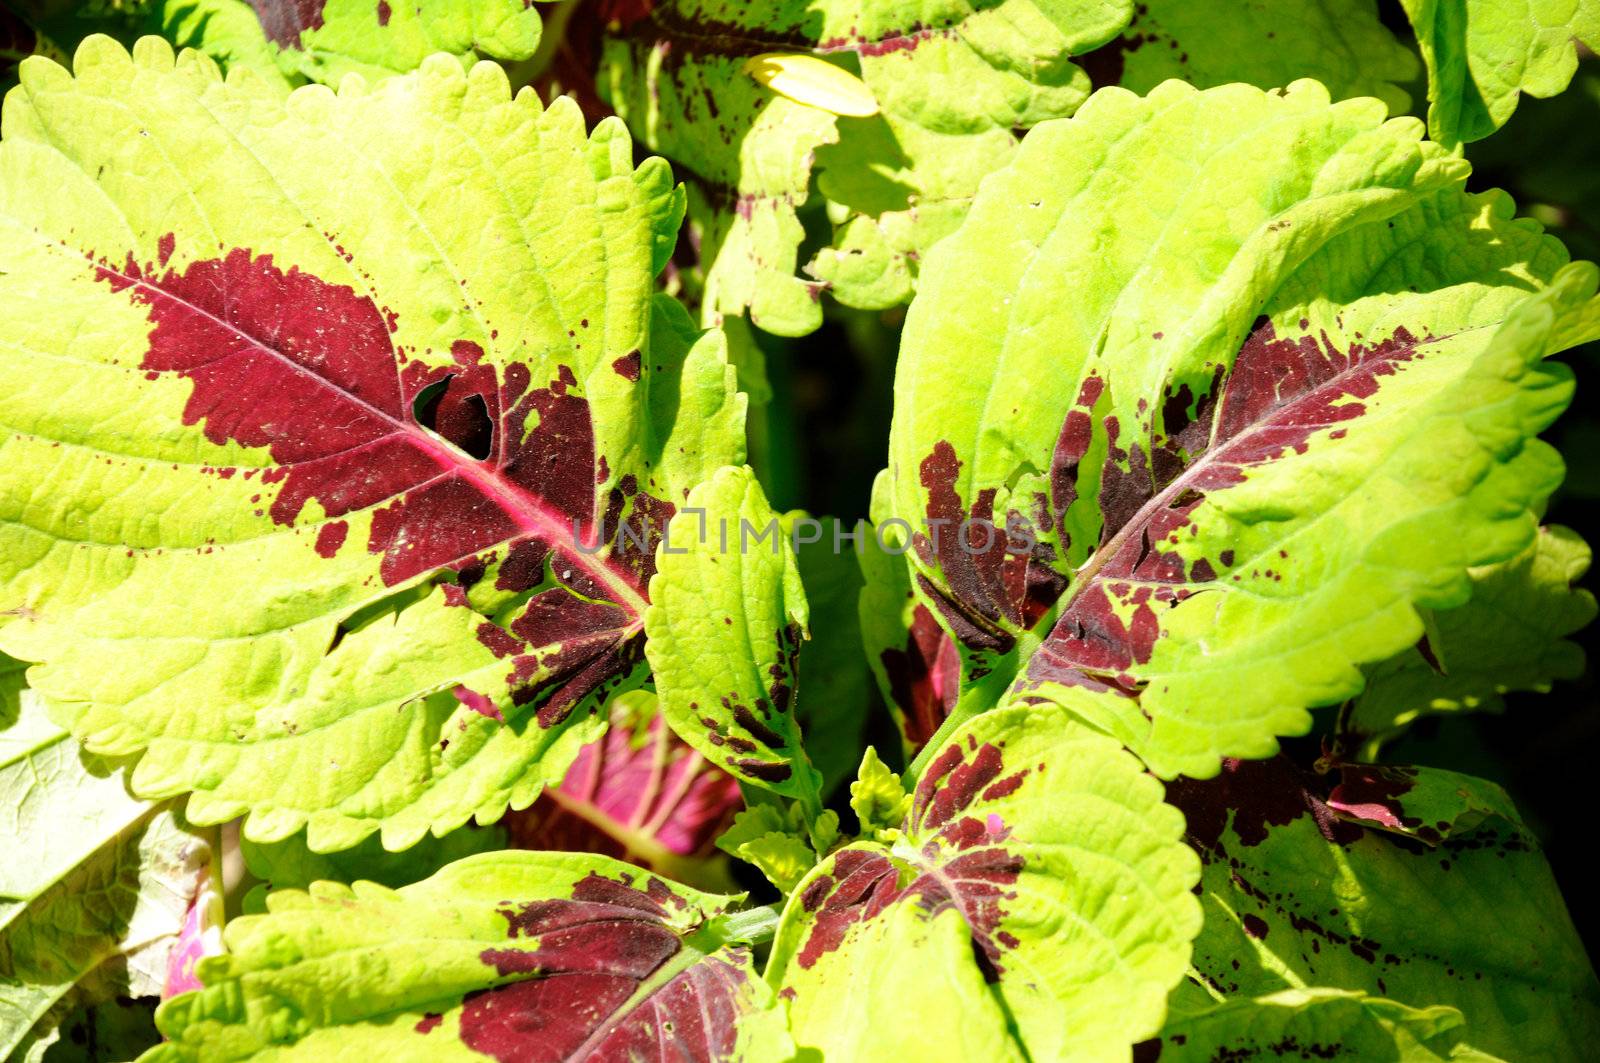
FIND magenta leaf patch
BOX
[505,692,743,886]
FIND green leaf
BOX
[726,831,816,894]
[240,823,507,912]
[1401,0,1600,146]
[884,77,1599,780]
[646,465,822,800]
[1,677,210,1058]
[1085,0,1421,114]
[1168,756,1600,1059]
[1347,524,1595,751]
[787,512,870,794]
[1149,988,1503,1061]
[0,38,724,851]
[714,802,789,851]
[809,0,1133,312]
[219,0,544,86]
[601,0,1132,330]
[858,469,958,753]
[847,746,908,835]
[144,852,792,1062]
[14,996,164,1063]
[767,702,1201,1060]
[600,3,839,336]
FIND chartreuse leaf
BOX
[1401,0,1600,146]
[1084,0,1421,114]
[1,673,211,1058]
[599,1,839,336]
[767,703,1201,1060]
[241,823,507,913]
[1149,989,1501,1061]
[858,469,958,754]
[646,465,823,801]
[178,0,545,86]
[0,37,732,852]
[721,829,815,894]
[714,797,837,892]
[885,78,1600,780]
[602,0,1131,329]
[1347,525,1595,752]
[144,1,292,87]
[144,852,792,1062]
[848,746,909,835]
[809,0,1133,311]
[789,901,1029,1062]
[786,512,870,795]
[1167,756,1600,1059]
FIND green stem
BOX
[717,903,783,946]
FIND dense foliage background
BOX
[3,0,1599,1059]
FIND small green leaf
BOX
[646,465,823,800]
[848,746,909,835]
[727,832,816,894]
[715,803,790,855]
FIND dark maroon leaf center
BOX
[457,873,746,1063]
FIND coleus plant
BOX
[0,2,1598,1062]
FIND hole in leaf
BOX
[414,375,494,460]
